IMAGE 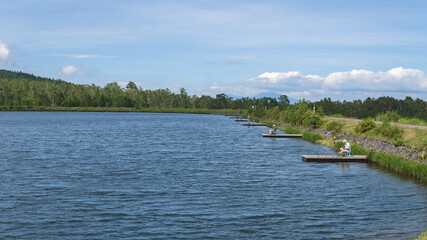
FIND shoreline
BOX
[0,106,245,115]
[259,119,427,183]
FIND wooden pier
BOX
[242,123,267,126]
[262,133,302,138]
[301,155,368,163]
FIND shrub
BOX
[265,106,280,120]
[376,123,403,141]
[394,139,403,146]
[376,110,401,123]
[355,119,376,133]
[376,122,391,136]
[418,150,425,160]
[389,126,403,140]
[326,121,343,132]
[303,114,324,128]
[253,102,266,117]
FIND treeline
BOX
[313,97,427,121]
[0,70,282,110]
[1,69,426,121]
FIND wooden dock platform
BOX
[301,155,368,163]
[242,123,267,126]
[262,133,302,138]
[235,119,249,122]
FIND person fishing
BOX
[269,124,278,135]
[339,139,351,156]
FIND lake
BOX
[1,112,426,239]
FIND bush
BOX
[376,122,392,136]
[394,139,403,146]
[253,102,266,117]
[326,121,343,132]
[376,122,404,144]
[265,106,280,120]
[355,119,376,133]
[376,110,401,123]
[303,114,324,128]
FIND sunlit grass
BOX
[398,118,427,126]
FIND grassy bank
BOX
[321,117,427,150]
[0,106,245,115]
[334,142,427,182]
[261,119,427,183]
[411,229,427,240]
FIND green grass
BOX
[302,131,324,143]
[411,229,427,240]
[260,120,275,128]
[335,141,427,182]
[398,118,427,126]
[282,126,303,134]
[369,151,427,181]
[330,113,345,118]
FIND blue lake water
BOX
[1,112,426,239]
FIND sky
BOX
[0,0,426,100]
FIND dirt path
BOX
[325,117,427,130]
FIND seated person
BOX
[269,125,278,134]
[339,139,351,156]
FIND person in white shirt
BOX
[339,139,351,156]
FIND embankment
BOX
[261,120,427,183]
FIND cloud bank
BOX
[207,67,427,100]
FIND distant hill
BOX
[0,69,65,83]
[253,91,299,104]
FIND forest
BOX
[1,69,426,121]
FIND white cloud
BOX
[324,67,426,91]
[206,67,427,100]
[58,65,82,76]
[0,39,14,66]
[0,39,10,60]
[248,71,323,88]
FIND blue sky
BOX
[0,0,426,100]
